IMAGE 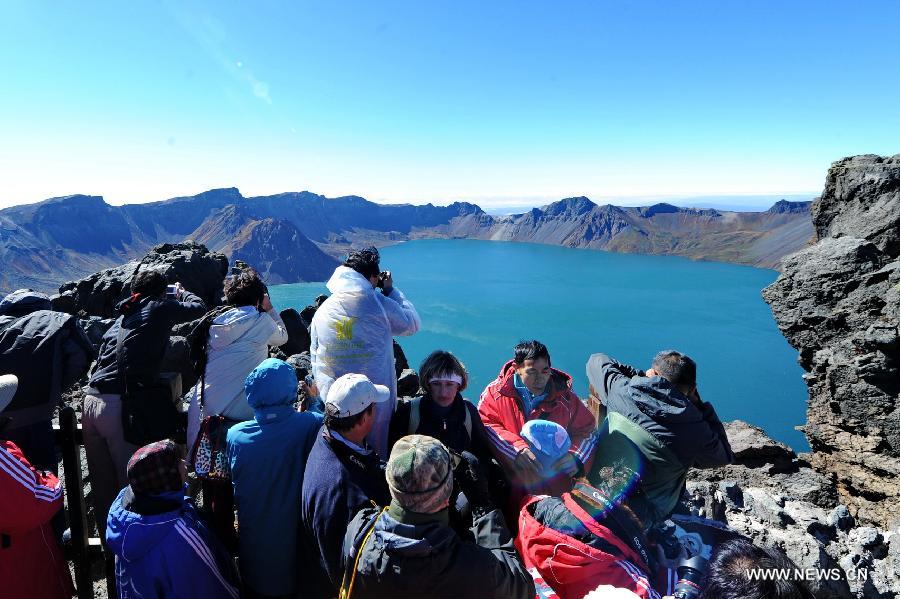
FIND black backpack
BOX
[185,306,232,378]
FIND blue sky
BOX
[1,1,898,209]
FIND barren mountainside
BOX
[0,188,812,294]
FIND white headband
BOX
[429,373,463,385]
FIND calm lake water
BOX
[269,239,809,451]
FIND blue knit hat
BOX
[521,420,571,470]
[244,358,298,408]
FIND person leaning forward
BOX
[586,351,734,526]
[341,435,535,599]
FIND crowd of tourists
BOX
[0,247,816,599]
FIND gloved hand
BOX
[454,451,492,512]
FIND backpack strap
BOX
[463,400,473,439]
[407,396,422,435]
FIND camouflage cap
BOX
[386,434,453,514]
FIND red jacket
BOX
[0,440,74,599]
[479,360,598,498]
[517,494,661,599]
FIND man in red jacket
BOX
[479,340,598,516]
[0,374,75,599]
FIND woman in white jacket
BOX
[187,268,288,547]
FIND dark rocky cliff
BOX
[763,155,900,530]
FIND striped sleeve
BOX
[0,442,63,532]
[173,520,240,599]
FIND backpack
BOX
[185,306,233,378]
[407,396,472,438]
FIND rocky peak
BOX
[767,199,813,214]
[542,196,597,217]
[763,154,900,529]
[637,202,680,217]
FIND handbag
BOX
[116,320,182,446]
[189,374,233,483]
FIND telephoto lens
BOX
[672,555,708,599]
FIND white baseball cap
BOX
[326,373,390,417]
[0,374,18,413]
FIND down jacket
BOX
[479,360,598,497]
[186,305,288,449]
[0,440,74,599]
[310,266,420,458]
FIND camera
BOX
[377,270,390,287]
[166,284,178,299]
[672,555,708,599]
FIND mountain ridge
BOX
[0,189,813,294]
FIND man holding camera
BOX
[311,246,421,459]
[586,351,733,527]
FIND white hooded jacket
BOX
[310,266,421,458]
[187,305,288,449]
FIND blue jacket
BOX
[228,403,322,595]
[301,427,390,597]
[106,487,240,599]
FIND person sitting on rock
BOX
[479,340,598,517]
[341,435,535,599]
[106,439,240,599]
[0,375,75,599]
[389,350,493,465]
[300,373,392,598]
[310,246,421,459]
[389,350,495,531]
[585,351,733,528]
[227,358,322,599]
[85,269,207,541]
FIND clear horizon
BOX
[1,1,896,209]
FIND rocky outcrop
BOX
[685,421,897,598]
[56,242,229,318]
[763,154,900,530]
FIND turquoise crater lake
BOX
[269,239,809,451]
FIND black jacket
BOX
[88,292,206,394]
[0,292,94,427]
[388,394,493,464]
[342,504,534,599]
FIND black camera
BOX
[672,555,708,599]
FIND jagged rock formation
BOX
[684,422,897,598]
[56,242,229,318]
[0,188,811,294]
[763,155,900,530]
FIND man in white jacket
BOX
[311,247,421,459]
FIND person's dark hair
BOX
[223,268,266,307]
[343,246,381,280]
[419,350,468,394]
[131,270,168,297]
[700,538,815,599]
[514,340,551,366]
[651,350,696,393]
[324,402,374,433]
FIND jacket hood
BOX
[627,377,700,423]
[0,289,52,317]
[115,293,154,316]
[496,359,573,401]
[106,488,186,561]
[208,305,263,348]
[371,511,455,558]
[244,358,298,408]
[326,265,373,295]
